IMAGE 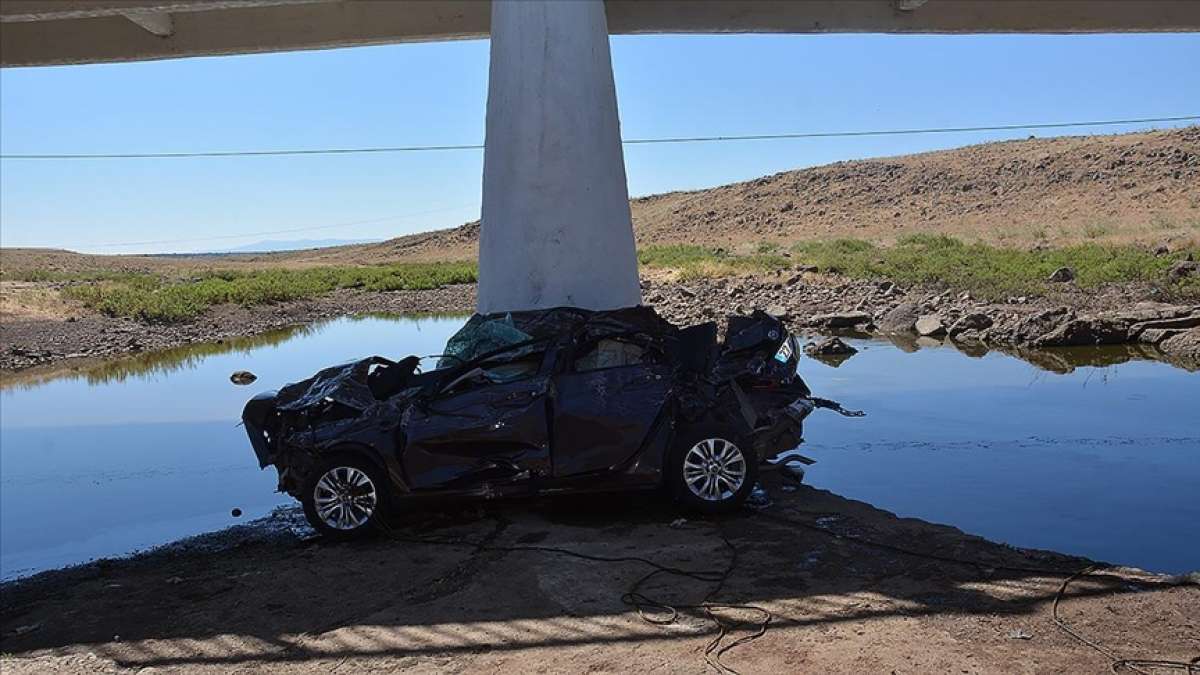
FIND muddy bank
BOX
[644,273,1200,370]
[3,275,1199,373]
[2,476,1195,674]
[0,285,475,371]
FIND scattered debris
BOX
[1008,629,1034,640]
[1048,267,1076,283]
[11,623,42,637]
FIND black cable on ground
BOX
[759,510,1199,675]
[371,505,1197,674]
[376,518,769,674]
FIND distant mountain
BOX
[212,238,384,253]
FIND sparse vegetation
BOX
[640,235,1200,298]
[638,244,789,280]
[61,262,477,322]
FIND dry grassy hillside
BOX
[2,127,1197,275]
[303,126,1199,265]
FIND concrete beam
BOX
[122,11,175,38]
[4,1,1200,67]
[477,0,640,313]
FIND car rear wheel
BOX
[301,453,388,540]
[668,426,758,514]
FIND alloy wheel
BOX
[313,466,378,530]
[682,437,747,502]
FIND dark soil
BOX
[2,477,1196,674]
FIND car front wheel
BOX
[301,453,388,540]
[668,426,758,514]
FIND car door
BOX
[550,336,672,477]
[402,347,552,490]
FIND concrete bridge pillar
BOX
[477,0,641,314]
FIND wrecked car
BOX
[242,306,858,538]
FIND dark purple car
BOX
[243,307,854,539]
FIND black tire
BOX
[301,452,389,541]
[666,424,758,514]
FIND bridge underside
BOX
[4,0,1199,68]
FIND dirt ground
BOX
[2,475,1196,674]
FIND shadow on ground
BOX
[2,476,1196,673]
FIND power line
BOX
[2,115,1195,161]
[84,205,473,249]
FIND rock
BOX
[678,286,696,298]
[807,311,871,330]
[766,304,790,319]
[230,370,258,385]
[915,315,946,337]
[804,337,858,356]
[1048,267,1076,283]
[784,273,803,286]
[1034,316,1128,347]
[1167,260,1200,280]
[1153,243,1171,256]
[1137,328,1185,345]
[1129,314,1200,336]
[1108,302,1191,323]
[1160,328,1200,361]
[947,312,994,340]
[877,301,920,333]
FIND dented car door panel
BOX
[401,375,551,490]
[551,363,672,477]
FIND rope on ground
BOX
[370,507,1197,674]
[1052,568,1200,675]
[376,517,770,674]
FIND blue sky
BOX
[1,32,1197,253]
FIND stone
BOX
[1168,260,1200,280]
[230,371,258,385]
[947,312,994,340]
[1136,328,1185,345]
[766,304,790,319]
[804,336,858,356]
[915,315,946,337]
[1034,316,1128,347]
[1048,267,1076,283]
[877,301,920,333]
[807,311,871,330]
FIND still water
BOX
[1,315,1197,579]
